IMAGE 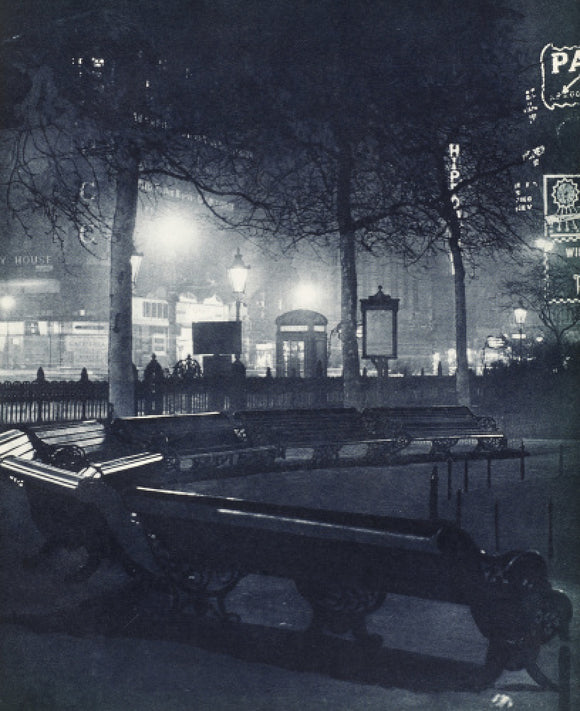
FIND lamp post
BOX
[514,302,527,362]
[227,248,250,322]
[130,250,143,292]
[1,295,16,370]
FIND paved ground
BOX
[0,439,578,710]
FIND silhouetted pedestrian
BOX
[143,354,164,415]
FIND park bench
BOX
[232,407,410,466]
[109,412,277,478]
[0,439,571,692]
[122,484,572,692]
[23,420,162,474]
[1,423,162,479]
[362,406,509,458]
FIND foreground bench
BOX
[362,406,509,457]
[110,413,277,477]
[0,447,571,692]
[233,408,410,465]
[123,485,572,691]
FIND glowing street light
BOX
[1,294,16,369]
[227,248,250,322]
[130,251,143,291]
[514,302,527,362]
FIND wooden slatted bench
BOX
[232,407,410,466]
[109,412,277,478]
[362,406,509,457]
[23,420,158,471]
[123,485,572,692]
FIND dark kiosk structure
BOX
[360,286,399,379]
[275,309,328,378]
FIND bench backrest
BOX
[233,408,369,445]
[111,412,243,452]
[26,420,108,454]
[363,406,498,437]
[126,485,482,604]
[0,428,36,460]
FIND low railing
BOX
[0,378,109,425]
[0,372,456,425]
[2,367,576,438]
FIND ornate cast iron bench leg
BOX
[295,578,385,650]
[468,553,573,691]
[144,531,242,623]
[312,444,341,467]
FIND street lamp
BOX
[514,302,527,362]
[130,250,143,292]
[227,248,250,322]
[1,295,16,369]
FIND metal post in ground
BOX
[487,456,492,488]
[520,440,526,480]
[447,459,453,500]
[494,500,500,552]
[559,644,571,711]
[559,444,564,477]
[548,497,554,559]
[429,466,439,520]
[463,458,469,493]
[455,489,462,527]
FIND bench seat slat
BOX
[0,429,36,460]
[0,456,89,489]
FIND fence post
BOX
[429,466,439,520]
[487,456,492,488]
[548,497,554,559]
[520,440,526,480]
[494,500,500,552]
[559,444,564,477]
[559,644,571,711]
[463,459,469,493]
[447,458,453,500]
[455,489,462,527]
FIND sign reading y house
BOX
[544,174,580,303]
[541,44,580,110]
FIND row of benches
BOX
[0,431,571,692]
[0,406,513,486]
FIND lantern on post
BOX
[227,248,250,322]
[514,302,527,362]
[360,286,399,379]
[130,251,143,292]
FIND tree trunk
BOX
[108,143,139,417]
[448,225,471,406]
[339,225,361,406]
[336,136,361,407]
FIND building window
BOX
[142,301,168,319]
[24,321,40,336]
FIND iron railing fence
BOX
[2,368,574,438]
[0,379,109,425]
[0,374,456,425]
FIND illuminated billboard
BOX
[543,174,580,303]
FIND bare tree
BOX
[0,0,266,414]
[503,247,580,365]
[192,0,532,405]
